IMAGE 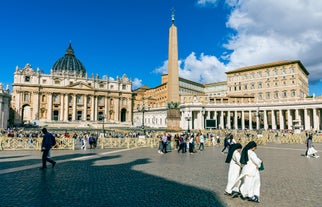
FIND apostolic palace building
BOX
[6,12,322,132]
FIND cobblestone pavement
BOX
[0,142,321,207]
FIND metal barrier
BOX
[1,133,322,151]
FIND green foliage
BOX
[167,101,180,109]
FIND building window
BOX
[251,83,255,89]
[55,80,60,84]
[258,82,262,89]
[122,98,127,106]
[258,93,263,100]
[282,91,287,98]
[53,94,59,103]
[77,95,82,104]
[42,79,47,84]
[244,84,248,90]
[68,95,72,103]
[24,93,29,102]
[290,67,295,74]
[24,76,30,82]
[257,71,262,77]
[291,90,296,97]
[274,82,278,87]
[274,91,279,99]
[98,96,103,105]
[99,83,104,88]
[282,69,286,75]
[251,73,255,79]
[266,92,270,99]
[274,69,278,76]
[266,82,270,87]
[266,71,270,77]
[42,95,46,102]
[122,84,126,90]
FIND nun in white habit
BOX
[237,141,262,203]
[224,143,243,197]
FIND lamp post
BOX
[202,106,205,130]
[137,103,149,136]
[99,114,106,137]
[185,109,191,133]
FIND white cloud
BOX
[132,78,143,89]
[154,52,227,83]
[155,0,322,88]
[224,0,322,83]
[196,0,219,7]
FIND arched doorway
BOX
[121,108,126,122]
[22,105,31,123]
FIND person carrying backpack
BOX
[40,128,56,170]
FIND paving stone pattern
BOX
[0,143,321,207]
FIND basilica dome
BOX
[52,43,86,76]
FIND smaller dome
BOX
[52,43,86,76]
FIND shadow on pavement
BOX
[0,154,225,207]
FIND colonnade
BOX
[181,104,322,131]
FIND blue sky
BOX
[1,0,322,96]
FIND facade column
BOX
[91,96,95,121]
[304,108,310,130]
[0,100,3,128]
[60,94,64,121]
[287,109,292,129]
[241,110,245,130]
[47,93,52,121]
[279,109,284,130]
[104,96,108,121]
[83,95,87,121]
[95,96,99,121]
[234,110,238,129]
[33,91,40,120]
[271,109,276,130]
[214,111,218,129]
[249,110,252,130]
[64,94,69,121]
[72,94,76,121]
[227,110,231,129]
[264,110,268,130]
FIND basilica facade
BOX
[11,44,132,128]
[0,83,10,129]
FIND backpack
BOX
[51,133,56,147]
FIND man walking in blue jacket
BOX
[40,128,56,170]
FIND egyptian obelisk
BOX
[167,9,181,131]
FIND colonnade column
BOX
[227,111,231,129]
[271,110,276,130]
[287,109,292,130]
[241,111,245,130]
[264,110,268,130]
[279,109,284,130]
[256,110,260,130]
[304,108,310,130]
[47,93,52,121]
[249,110,252,130]
[313,108,320,130]
[220,111,224,129]
[234,110,238,129]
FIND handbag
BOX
[259,162,264,171]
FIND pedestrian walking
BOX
[224,143,242,197]
[305,132,319,158]
[199,133,205,151]
[237,141,263,203]
[40,128,56,170]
